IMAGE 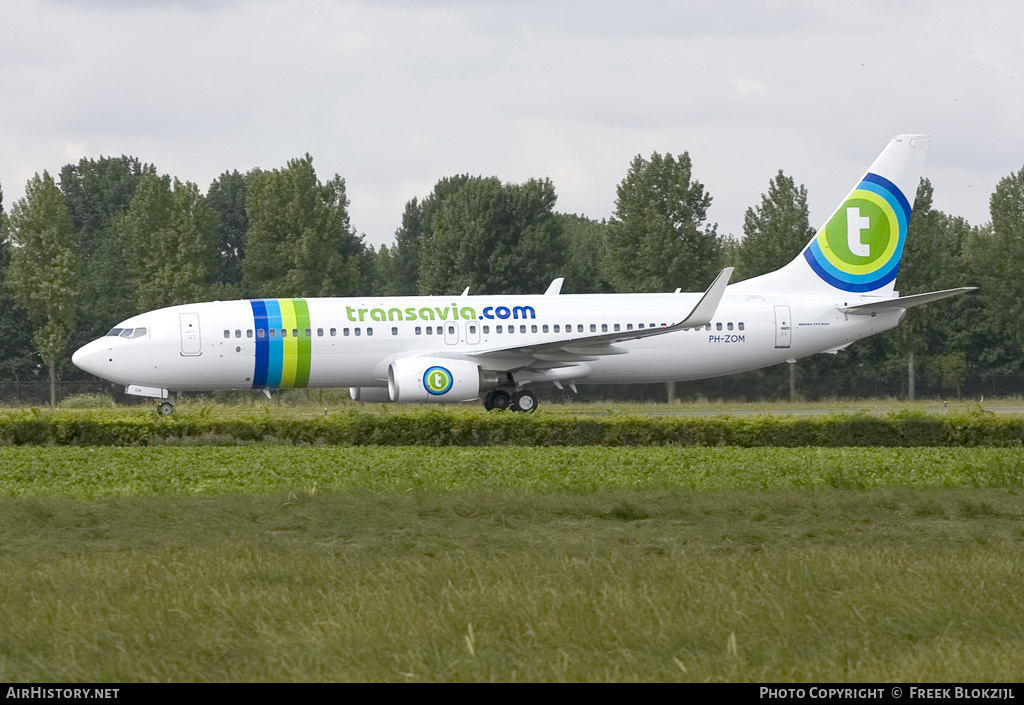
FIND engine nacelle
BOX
[388,358,497,403]
[349,387,391,403]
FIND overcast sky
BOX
[2,0,1022,249]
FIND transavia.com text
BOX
[760,688,1016,700]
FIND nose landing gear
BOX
[157,401,174,416]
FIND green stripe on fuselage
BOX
[277,299,311,388]
[294,299,311,388]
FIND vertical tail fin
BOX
[731,134,929,296]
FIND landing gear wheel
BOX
[157,401,174,416]
[484,389,511,411]
[511,389,538,413]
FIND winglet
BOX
[544,278,564,296]
[673,267,733,329]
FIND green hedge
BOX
[0,408,1022,446]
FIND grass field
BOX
[3,440,1024,682]
[2,490,1023,682]
[2,446,1024,496]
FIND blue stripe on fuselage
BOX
[264,299,283,388]
[251,300,269,388]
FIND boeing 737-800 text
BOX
[73,135,973,414]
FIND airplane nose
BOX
[72,340,106,378]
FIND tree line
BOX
[1,149,1023,405]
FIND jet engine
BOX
[388,358,499,403]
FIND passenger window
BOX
[638,323,645,329]
[590,324,596,332]
[542,325,548,333]
[727,322,733,331]
[367,328,373,336]
[626,324,633,330]
[223,330,230,339]
[392,327,398,336]
[601,324,608,332]
[246,329,253,338]
[577,324,583,333]
[305,328,312,337]
[343,328,350,336]
[520,325,526,333]
[716,322,723,331]
[330,328,337,336]
[532,325,538,333]
[235,330,242,338]
[482,325,489,334]
[614,324,620,332]
[469,325,477,334]
[257,329,265,339]
[355,328,361,336]
[426,326,433,335]
[496,325,503,333]
[553,325,560,333]
[415,326,422,335]
[280,329,287,338]
[317,328,323,337]
[269,329,277,338]
[738,322,745,331]
[292,329,298,338]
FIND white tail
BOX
[731,134,930,296]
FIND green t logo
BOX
[423,366,453,395]
[823,197,890,266]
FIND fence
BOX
[564,374,1024,403]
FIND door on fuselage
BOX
[444,322,459,345]
[180,313,202,356]
[774,305,792,349]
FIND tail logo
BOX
[803,173,911,292]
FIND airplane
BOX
[72,134,974,415]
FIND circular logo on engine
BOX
[423,366,454,395]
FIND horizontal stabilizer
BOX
[839,287,976,315]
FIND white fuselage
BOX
[71,290,902,393]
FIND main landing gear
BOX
[483,388,538,413]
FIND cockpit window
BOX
[109,327,148,339]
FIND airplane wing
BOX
[838,287,976,315]
[444,268,733,369]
